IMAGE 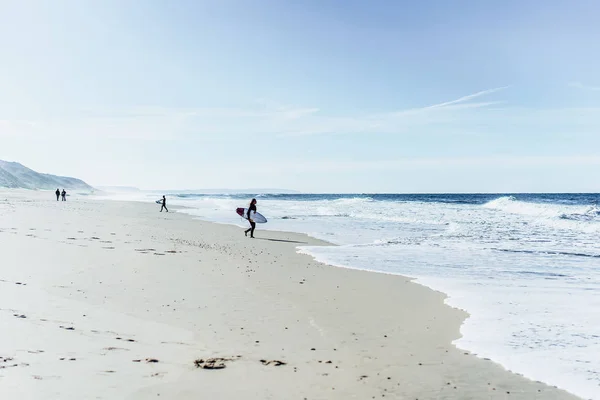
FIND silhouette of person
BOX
[160,195,168,212]
[61,189,66,201]
[55,189,60,201]
[244,198,257,238]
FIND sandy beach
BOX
[0,190,581,399]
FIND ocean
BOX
[108,192,600,399]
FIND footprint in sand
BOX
[132,358,159,363]
[103,347,129,352]
[59,326,75,331]
[135,248,156,254]
[160,341,191,346]
[0,357,28,370]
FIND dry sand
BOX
[0,190,581,399]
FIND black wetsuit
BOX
[55,190,60,201]
[245,204,257,237]
[160,198,168,212]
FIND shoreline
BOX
[0,190,583,399]
[164,196,593,399]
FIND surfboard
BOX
[236,208,267,223]
[156,200,163,204]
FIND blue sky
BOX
[1,0,600,192]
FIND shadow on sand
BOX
[255,238,309,244]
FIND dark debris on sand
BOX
[260,359,287,366]
[194,356,241,370]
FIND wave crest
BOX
[484,196,600,220]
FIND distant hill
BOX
[0,160,93,191]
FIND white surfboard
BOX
[236,208,267,223]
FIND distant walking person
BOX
[61,189,66,201]
[160,195,168,212]
[55,188,60,201]
[244,198,258,238]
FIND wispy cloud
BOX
[421,86,510,110]
[568,82,600,91]
[4,86,600,141]
[386,86,509,118]
[277,86,511,137]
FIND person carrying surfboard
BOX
[244,198,257,238]
[160,195,168,212]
